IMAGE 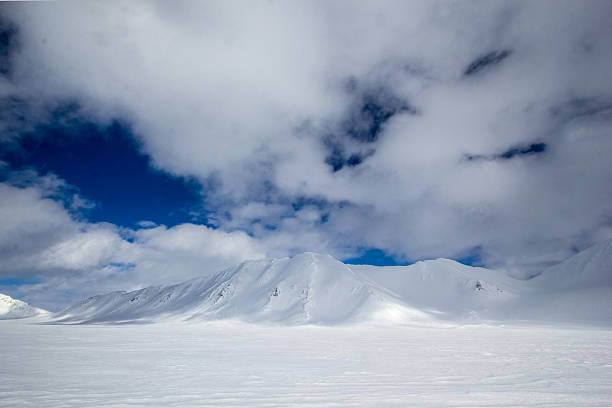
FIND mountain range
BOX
[2,239,611,325]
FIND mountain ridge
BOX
[44,239,612,326]
[54,253,512,325]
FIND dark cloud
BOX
[324,86,416,172]
[499,143,546,160]
[0,12,19,77]
[324,145,346,172]
[344,92,416,143]
[466,142,548,161]
[464,50,512,77]
[0,95,28,139]
[551,98,612,122]
[324,143,375,172]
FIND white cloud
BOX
[0,183,79,273]
[0,176,265,310]
[39,225,126,271]
[2,0,612,281]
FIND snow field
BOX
[1,320,611,407]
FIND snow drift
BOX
[0,294,48,320]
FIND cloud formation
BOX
[1,0,612,304]
[0,173,265,310]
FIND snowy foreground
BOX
[1,320,611,407]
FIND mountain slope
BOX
[55,253,433,325]
[530,239,612,291]
[0,294,48,320]
[349,258,524,320]
[54,240,612,326]
[504,239,612,324]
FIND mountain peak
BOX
[0,293,48,320]
[532,239,612,290]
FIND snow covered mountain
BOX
[54,240,612,326]
[504,239,612,324]
[54,253,513,325]
[350,258,524,320]
[531,239,612,291]
[0,293,48,320]
[56,253,441,325]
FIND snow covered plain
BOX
[1,319,611,407]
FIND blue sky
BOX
[1,1,611,310]
[2,119,204,228]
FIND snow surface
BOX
[0,320,611,407]
[0,293,48,320]
[52,241,612,326]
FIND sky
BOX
[1,1,612,310]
